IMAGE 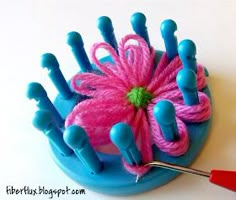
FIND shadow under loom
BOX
[196,73,236,169]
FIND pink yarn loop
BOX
[65,34,211,176]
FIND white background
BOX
[1,0,236,199]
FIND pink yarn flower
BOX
[65,34,211,176]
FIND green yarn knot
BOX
[127,87,153,108]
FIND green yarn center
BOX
[127,87,153,108]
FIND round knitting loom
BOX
[27,12,212,195]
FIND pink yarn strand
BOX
[123,109,152,175]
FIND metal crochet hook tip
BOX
[144,161,210,177]
[144,161,236,192]
[135,175,140,183]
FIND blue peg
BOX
[110,122,141,165]
[97,16,118,52]
[160,19,178,61]
[153,100,179,141]
[130,12,150,47]
[33,110,73,156]
[26,82,64,127]
[64,125,103,174]
[67,31,92,72]
[177,68,199,105]
[178,39,197,72]
[41,53,73,99]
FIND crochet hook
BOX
[145,161,236,192]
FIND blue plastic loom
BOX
[26,12,211,195]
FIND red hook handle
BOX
[209,170,236,192]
